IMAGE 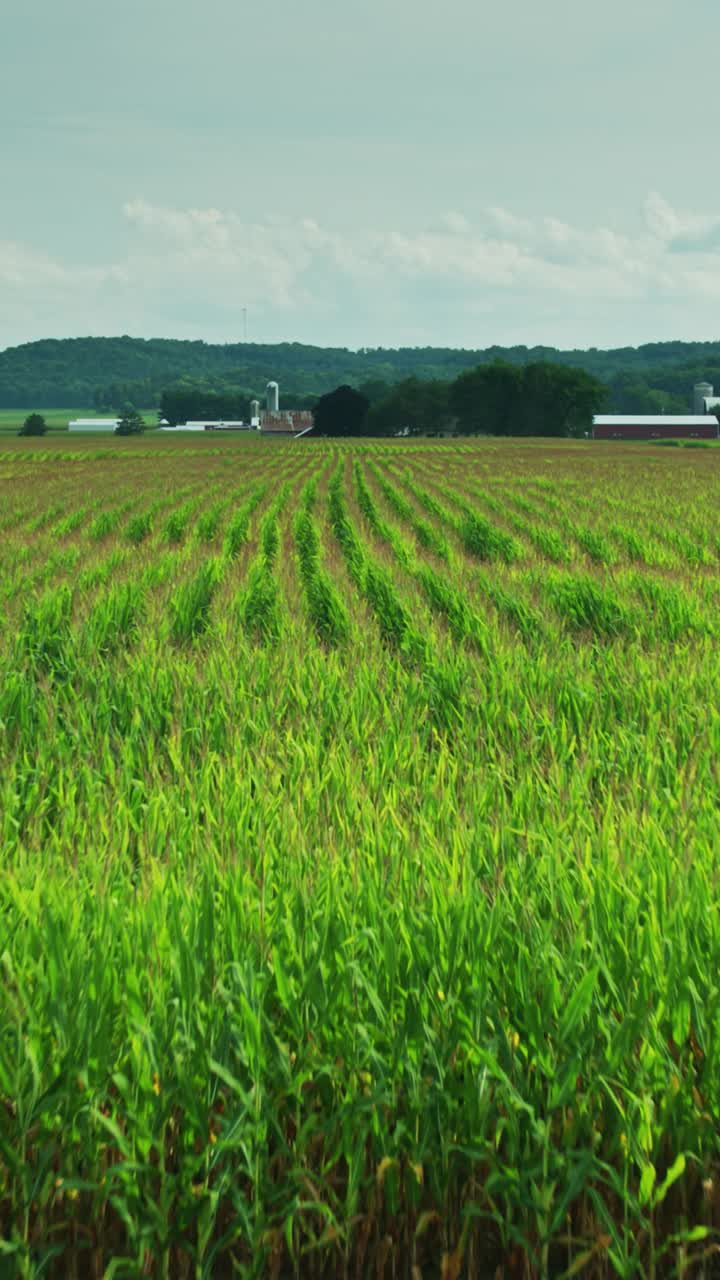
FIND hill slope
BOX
[2,334,720,408]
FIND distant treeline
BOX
[4,334,720,412]
[324,363,606,437]
[159,362,604,436]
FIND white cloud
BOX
[4,192,720,349]
[118,195,692,301]
[643,192,720,254]
[0,240,123,290]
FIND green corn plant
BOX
[293,502,349,646]
[124,510,153,545]
[169,559,222,642]
[545,570,632,636]
[1,436,720,1278]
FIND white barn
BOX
[68,418,119,433]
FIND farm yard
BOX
[2,434,720,1278]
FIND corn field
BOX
[2,434,720,1279]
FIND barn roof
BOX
[593,415,718,426]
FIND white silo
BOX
[266,381,279,413]
[694,381,713,414]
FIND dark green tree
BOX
[517,363,605,437]
[312,385,369,437]
[357,378,392,406]
[449,361,604,437]
[115,403,146,436]
[367,378,452,435]
[18,412,47,436]
[450,362,521,435]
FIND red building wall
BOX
[593,422,718,440]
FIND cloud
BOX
[0,240,122,291]
[121,193,720,303]
[5,192,720,349]
[644,191,720,254]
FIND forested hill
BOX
[3,334,720,408]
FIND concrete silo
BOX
[266,382,279,413]
[694,382,713,414]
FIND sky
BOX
[2,0,720,353]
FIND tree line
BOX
[5,334,720,411]
[312,362,605,437]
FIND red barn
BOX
[593,415,718,441]
[260,411,314,435]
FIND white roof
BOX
[183,420,250,429]
[159,423,210,432]
[69,418,119,425]
[593,415,717,425]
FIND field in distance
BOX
[0,408,158,434]
[2,434,720,1278]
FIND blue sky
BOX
[2,0,720,351]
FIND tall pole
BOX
[242,308,248,343]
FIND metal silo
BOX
[266,382,279,413]
[694,381,713,414]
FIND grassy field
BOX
[0,410,157,435]
[2,434,720,1278]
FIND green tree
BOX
[115,403,146,436]
[449,361,604,437]
[312,385,369,437]
[367,378,452,435]
[517,363,605,437]
[450,362,521,435]
[357,378,392,406]
[18,412,47,436]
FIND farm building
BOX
[68,418,120,433]
[693,381,720,415]
[260,411,314,435]
[593,415,719,441]
[182,421,253,431]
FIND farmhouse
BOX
[593,415,719,441]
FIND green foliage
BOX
[239,563,281,642]
[114,402,145,436]
[18,412,47,436]
[169,559,221,643]
[451,360,606,437]
[1,435,720,1277]
[313,384,369,437]
[366,377,452,435]
[545,572,632,635]
[87,581,145,654]
[6,334,720,415]
[124,511,152,544]
[222,485,267,560]
[194,500,225,543]
[161,500,195,544]
[460,510,518,561]
[294,500,349,646]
